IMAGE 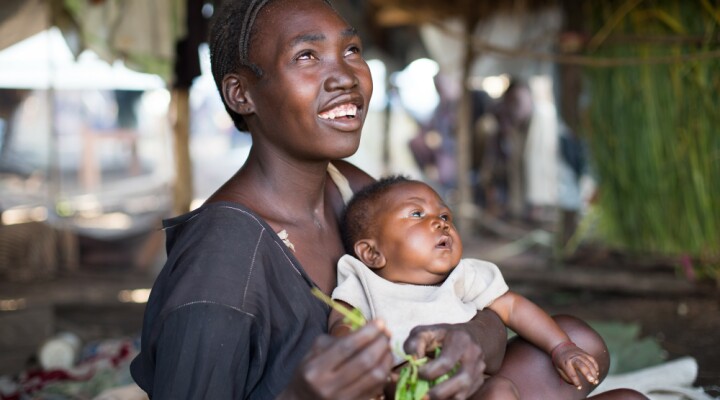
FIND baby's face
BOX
[371,181,463,285]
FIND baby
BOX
[329,176,600,398]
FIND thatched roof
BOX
[369,0,559,27]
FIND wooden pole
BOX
[171,88,193,216]
[456,22,475,238]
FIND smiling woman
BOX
[128,1,394,399]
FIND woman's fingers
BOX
[298,320,393,399]
[420,329,486,399]
[426,363,481,400]
[330,336,394,399]
[312,320,389,368]
[403,324,446,359]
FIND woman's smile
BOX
[317,97,365,131]
[318,103,357,119]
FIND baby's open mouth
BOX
[318,103,357,120]
[437,236,450,248]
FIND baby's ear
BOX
[354,239,386,269]
[222,72,255,116]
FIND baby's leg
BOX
[468,376,520,400]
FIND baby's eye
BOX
[440,213,451,222]
[410,210,423,218]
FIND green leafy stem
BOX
[311,287,456,399]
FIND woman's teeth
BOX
[319,104,357,120]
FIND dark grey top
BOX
[130,202,328,399]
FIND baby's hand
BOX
[550,341,600,390]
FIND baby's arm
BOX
[487,292,600,389]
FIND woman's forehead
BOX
[254,0,348,40]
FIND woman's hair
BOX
[208,0,331,132]
[341,175,411,255]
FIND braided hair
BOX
[341,175,411,256]
[209,0,332,132]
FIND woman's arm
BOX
[402,308,507,399]
[326,160,376,221]
[146,304,257,399]
[463,309,508,373]
[331,159,377,191]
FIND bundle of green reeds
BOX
[582,0,719,280]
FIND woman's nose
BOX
[324,62,358,91]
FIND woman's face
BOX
[370,182,463,285]
[245,0,372,161]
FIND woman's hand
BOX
[402,310,507,400]
[281,320,393,400]
[402,324,486,400]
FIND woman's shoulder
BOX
[153,202,306,313]
[161,202,276,248]
[330,160,376,192]
[163,201,268,232]
[160,202,290,278]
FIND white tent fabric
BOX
[0,0,185,82]
[62,0,185,81]
[0,27,165,90]
[593,357,717,400]
[419,6,562,82]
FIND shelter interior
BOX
[0,0,718,399]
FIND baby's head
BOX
[342,176,463,285]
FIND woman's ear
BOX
[222,73,255,116]
[354,239,386,269]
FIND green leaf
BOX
[396,364,410,400]
[413,379,430,399]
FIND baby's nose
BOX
[433,217,449,230]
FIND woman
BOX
[130,0,646,399]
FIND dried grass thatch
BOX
[369,0,558,26]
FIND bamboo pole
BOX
[170,88,193,216]
[455,21,475,237]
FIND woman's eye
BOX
[344,46,361,57]
[296,51,316,61]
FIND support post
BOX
[171,88,193,216]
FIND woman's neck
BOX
[209,148,333,226]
